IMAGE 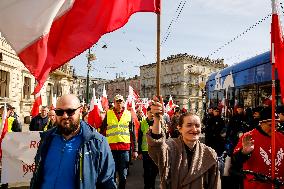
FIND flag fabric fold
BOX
[101,85,109,111]
[271,0,284,103]
[31,92,42,117]
[88,99,103,129]
[0,0,160,93]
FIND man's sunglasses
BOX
[55,106,81,116]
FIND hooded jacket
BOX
[30,121,116,189]
[147,132,221,189]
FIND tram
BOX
[206,51,281,112]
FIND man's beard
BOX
[57,118,80,136]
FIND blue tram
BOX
[206,51,281,110]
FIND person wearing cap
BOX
[100,94,138,189]
[247,106,263,131]
[0,104,21,132]
[29,106,49,131]
[231,106,284,189]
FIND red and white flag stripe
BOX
[0,0,160,93]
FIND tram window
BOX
[240,85,256,108]
[258,84,272,106]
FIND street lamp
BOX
[86,48,96,104]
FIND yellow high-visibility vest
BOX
[106,109,131,144]
[0,117,15,132]
[140,119,150,152]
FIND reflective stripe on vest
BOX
[44,119,50,131]
[0,117,15,132]
[140,119,149,151]
[106,109,131,144]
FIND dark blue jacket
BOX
[30,121,117,189]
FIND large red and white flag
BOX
[271,0,284,103]
[31,92,42,117]
[0,0,160,94]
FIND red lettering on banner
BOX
[29,141,40,148]
[22,163,36,174]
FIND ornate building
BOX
[106,75,140,101]
[140,53,227,114]
[72,76,108,102]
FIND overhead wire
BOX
[207,13,272,57]
[161,0,188,46]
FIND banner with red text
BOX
[1,132,40,183]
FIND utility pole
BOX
[86,48,92,104]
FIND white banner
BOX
[1,132,40,183]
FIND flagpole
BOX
[86,48,91,104]
[271,0,277,186]
[156,7,161,96]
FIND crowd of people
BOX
[1,93,284,189]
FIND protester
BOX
[231,106,284,189]
[29,106,49,131]
[169,107,181,138]
[138,106,158,189]
[147,96,221,189]
[247,106,263,131]
[100,94,138,189]
[226,104,249,155]
[0,104,22,189]
[44,109,57,131]
[277,105,284,133]
[206,107,226,156]
[0,103,21,132]
[30,94,116,189]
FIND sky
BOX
[71,0,278,80]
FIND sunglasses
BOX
[55,106,81,116]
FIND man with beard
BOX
[30,94,116,189]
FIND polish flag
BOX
[88,98,103,129]
[101,85,109,111]
[129,86,140,101]
[271,0,284,103]
[0,0,160,94]
[0,103,8,158]
[31,92,42,117]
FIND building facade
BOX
[140,53,226,114]
[0,34,75,124]
[72,76,108,102]
[106,75,140,101]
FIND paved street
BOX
[8,159,158,189]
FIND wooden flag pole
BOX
[156,8,161,96]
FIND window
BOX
[0,70,9,98]
[23,77,31,99]
[46,83,52,106]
